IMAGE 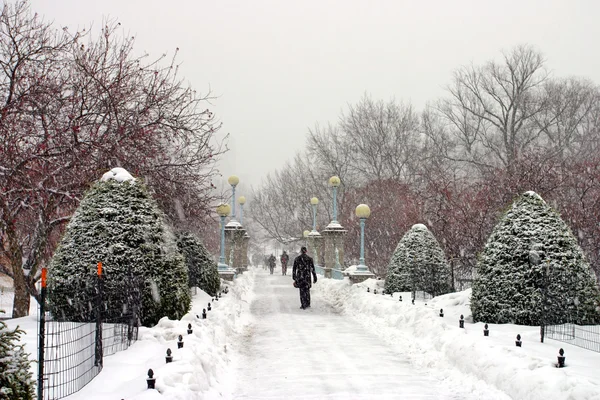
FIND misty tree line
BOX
[0,1,225,317]
[250,45,600,284]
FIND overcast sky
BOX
[30,0,600,189]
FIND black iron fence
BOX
[38,265,141,400]
[546,323,600,353]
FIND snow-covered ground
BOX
[3,268,600,399]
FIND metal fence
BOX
[38,266,141,400]
[546,323,600,353]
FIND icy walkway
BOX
[233,269,482,399]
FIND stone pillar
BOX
[321,222,347,278]
[241,232,250,272]
[308,231,322,273]
[224,220,246,277]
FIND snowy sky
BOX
[29,0,600,187]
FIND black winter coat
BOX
[293,253,317,288]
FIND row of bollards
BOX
[146,286,230,389]
[450,313,566,368]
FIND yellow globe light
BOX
[310,197,319,205]
[355,204,371,219]
[238,196,246,205]
[329,176,341,187]
[216,203,231,217]
[228,175,240,186]
[303,230,310,238]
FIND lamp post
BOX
[228,175,239,219]
[329,176,341,223]
[216,203,231,269]
[355,204,371,271]
[310,197,319,231]
[238,196,246,225]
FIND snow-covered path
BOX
[233,270,468,399]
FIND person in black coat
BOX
[292,246,317,309]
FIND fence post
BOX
[37,267,47,400]
[94,262,103,367]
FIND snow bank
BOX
[314,279,600,400]
[5,270,256,400]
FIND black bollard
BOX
[483,323,489,336]
[367,287,370,292]
[439,308,444,317]
[412,298,415,305]
[187,323,193,334]
[515,334,522,347]
[399,295,402,302]
[374,289,378,295]
[147,369,156,389]
[215,296,219,301]
[165,348,173,363]
[208,303,212,311]
[557,348,565,368]
[390,293,393,297]
[177,334,184,349]
[459,315,465,328]
[202,309,207,319]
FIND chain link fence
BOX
[546,323,600,353]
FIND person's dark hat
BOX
[301,246,307,253]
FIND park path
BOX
[232,269,492,400]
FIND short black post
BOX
[515,334,522,347]
[399,295,402,302]
[557,348,565,368]
[165,348,173,363]
[483,323,489,336]
[215,296,219,301]
[187,323,193,334]
[177,334,184,349]
[218,292,221,298]
[224,286,229,294]
[459,314,465,328]
[147,369,156,389]
[367,287,370,292]
[208,303,212,311]
[439,308,444,317]
[411,298,415,305]
[374,289,377,295]
[390,292,393,297]
[202,309,207,319]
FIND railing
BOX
[331,269,345,280]
[546,323,600,353]
[315,265,325,275]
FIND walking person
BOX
[292,246,317,309]
[280,251,289,276]
[268,254,276,275]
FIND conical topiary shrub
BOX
[471,191,600,325]
[0,318,34,400]
[384,224,452,296]
[176,232,220,297]
[48,168,190,327]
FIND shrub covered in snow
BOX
[471,191,600,325]
[48,169,191,327]
[384,224,452,296]
[0,318,34,400]
[176,232,220,296]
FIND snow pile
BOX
[101,167,135,182]
[314,279,600,400]
[5,270,256,400]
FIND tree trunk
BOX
[11,263,30,318]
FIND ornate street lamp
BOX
[310,197,319,231]
[216,203,231,270]
[228,175,239,219]
[238,196,246,225]
[329,176,341,223]
[355,204,371,271]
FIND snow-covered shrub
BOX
[48,168,191,327]
[471,191,600,325]
[176,232,220,296]
[384,224,452,296]
[0,317,34,400]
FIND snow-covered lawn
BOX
[3,269,600,399]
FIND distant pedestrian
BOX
[292,246,317,309]
[280,251,289,276]
[268,254,276,275]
